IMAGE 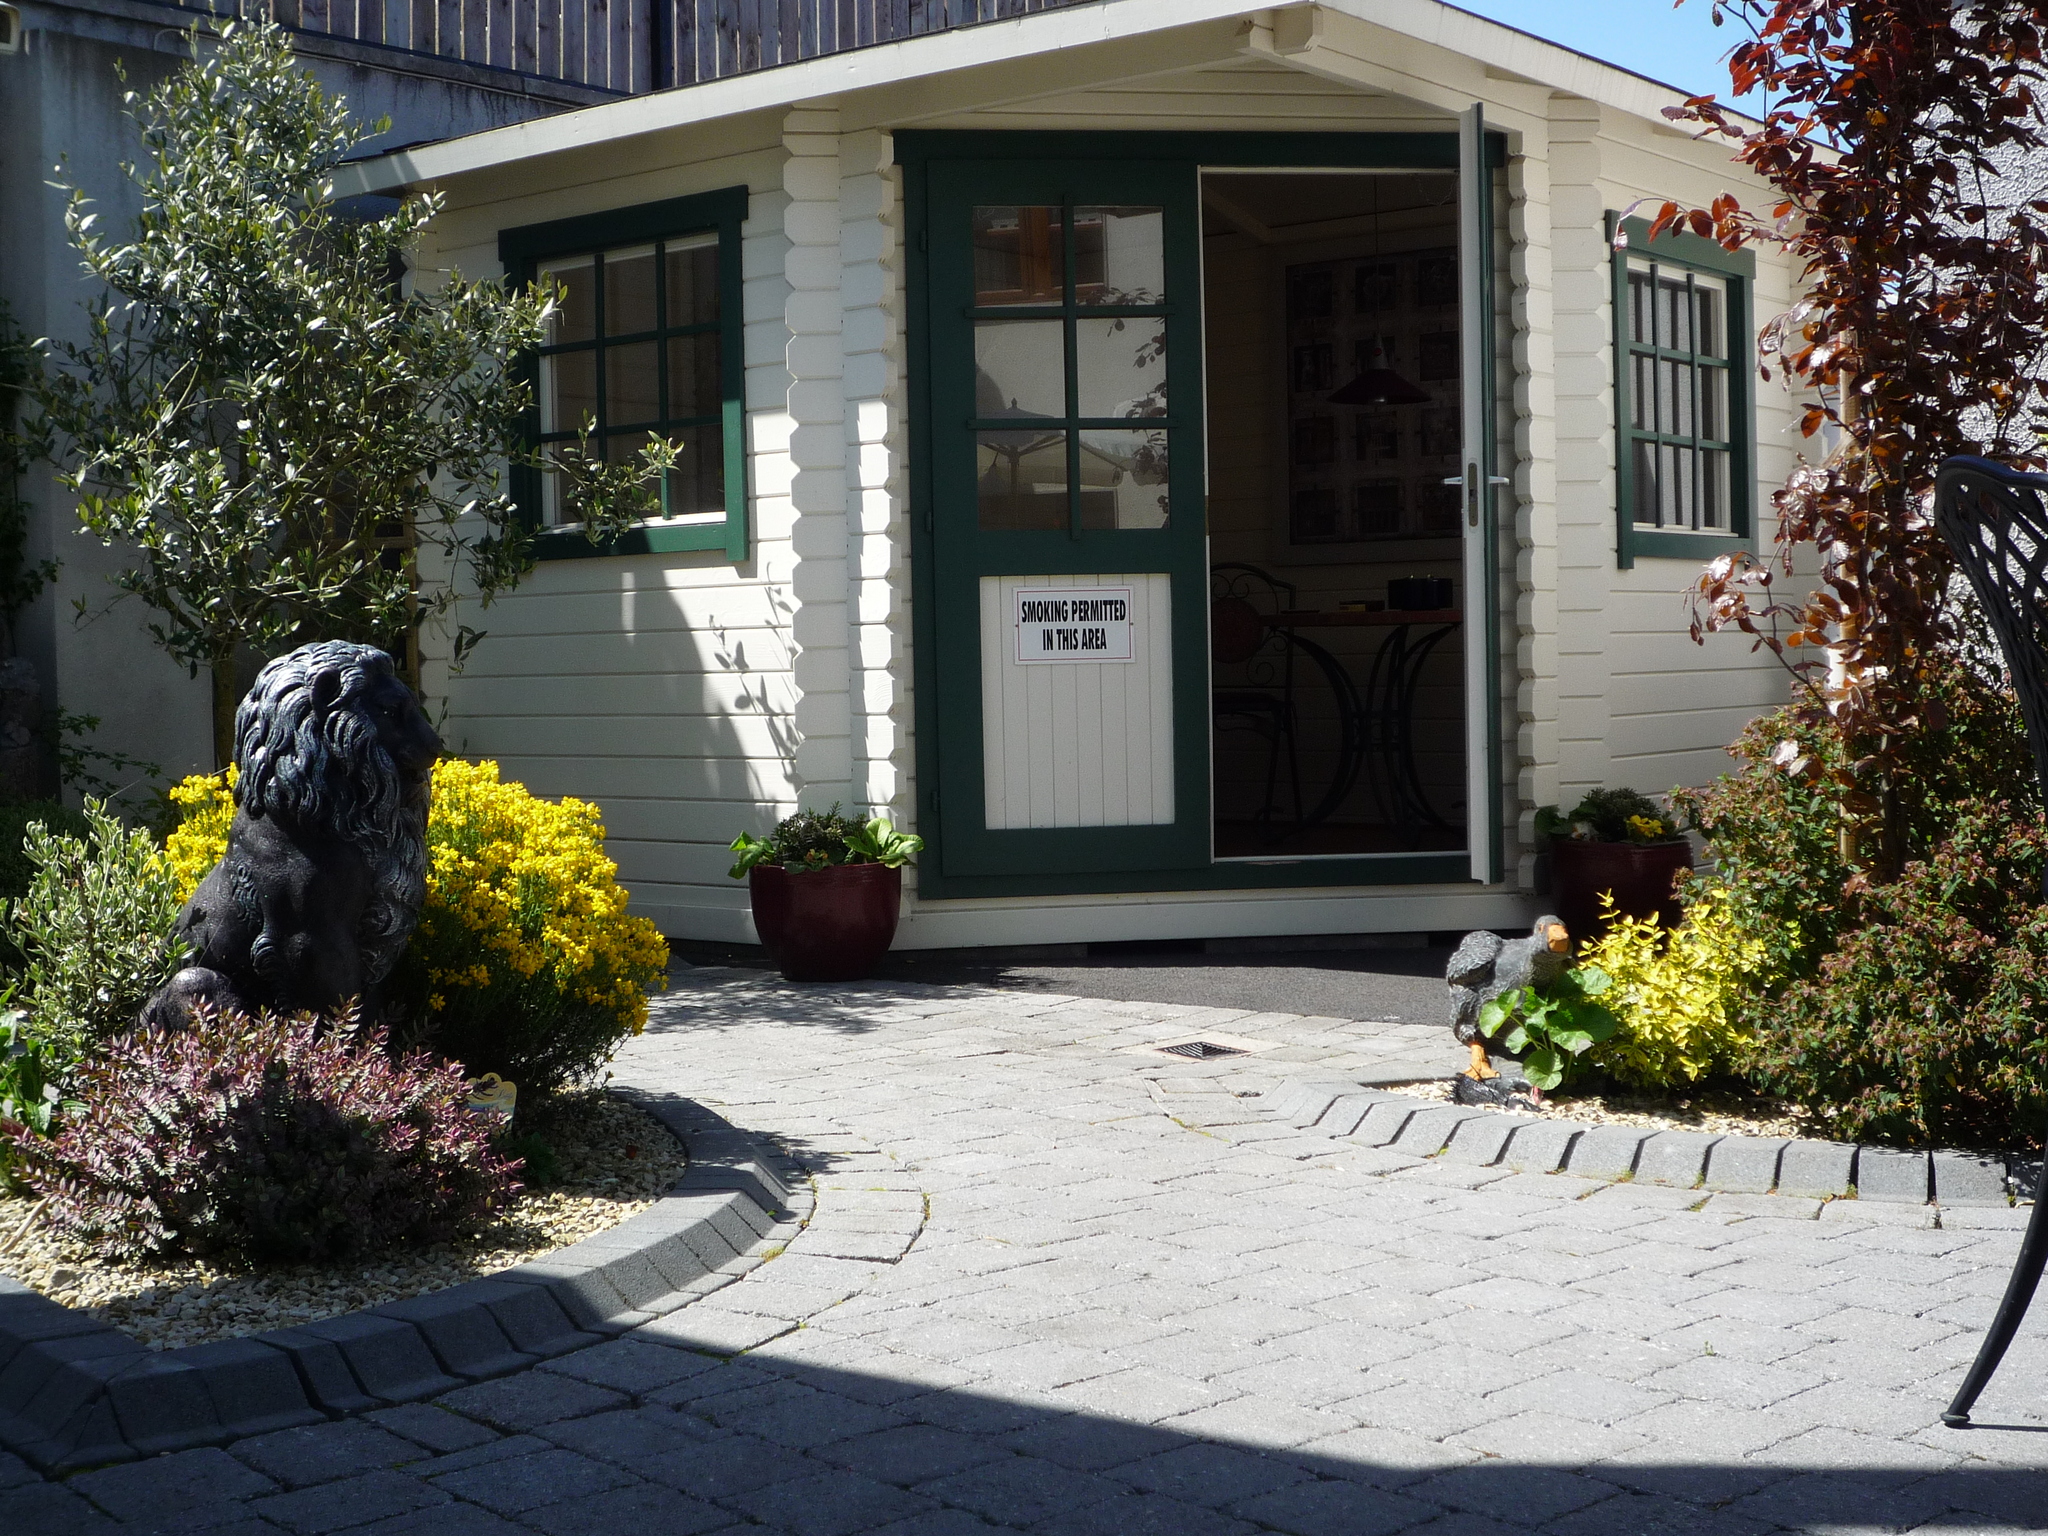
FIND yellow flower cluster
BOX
[1624,813,1671,844]
[413,758,667,1035]
[1580,890,1768,1088]
[162,758,667,1086]
[163,765,237,902]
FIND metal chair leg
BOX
[1944,1126,2048,1426]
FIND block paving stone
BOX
[12,971,2048,1534]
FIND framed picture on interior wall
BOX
[1416,254,1458,308]
[1292,343,1334,392]
[1354,262,1399,312]
[1357,479,1404,538]
[1420,406,1460,459]
[1293,414,1337,466]
[1292,486,1343,543]
[1357,414,1401,463]
[1419,480,1463,534]
[1419,331,1459,382]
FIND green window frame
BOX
[500,186,750,561]
[1609,212,1755,568]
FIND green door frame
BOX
[923,158,1211,883]
[900,130,1508,902]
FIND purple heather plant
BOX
[5,1004,520,1265]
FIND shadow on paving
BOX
[22,1338,2048,1534]
[666,940,1459,1028]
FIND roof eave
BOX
[334,0,1759,197]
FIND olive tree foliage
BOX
[38,23,655,767]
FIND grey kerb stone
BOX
[0,1095,803,1474]
[1854,1146,1930,1205]
[1932,1151,2010,1208]
[1258,1080,2018,1214]
[1777,1140,1858,1199]
[1563,1125,1649,1181]
[1636,1130,1720,1188]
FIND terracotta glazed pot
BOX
[1549,837,1693,942]
[748,861,903,982]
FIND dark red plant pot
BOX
[748,862,904,983]
[1549,837,1694,942]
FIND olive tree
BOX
[38,22,649,767]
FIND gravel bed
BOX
[0,1090,686,1350]
[1384,1076,1815,1140]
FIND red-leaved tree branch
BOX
[1660,1,2048,764]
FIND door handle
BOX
[1440,467,1513,526]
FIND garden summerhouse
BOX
[328,0,1800,949]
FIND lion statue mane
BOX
[144,640,441,1030]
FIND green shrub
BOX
[0,985,79,1192]
[1738,803,2048,1148]
[6,1004,520,1264]
[1579,892,1768,1089]
[1672,658,2048,1145]
[1673,659,2035,998]
[8,800,185,1062]
[0,800,91,902]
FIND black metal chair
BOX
[1934,455,2048,1427]
[1210,563,1305,838]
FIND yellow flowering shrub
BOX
[164,766,236,902]
[1580,890,1768,1088]
[164,758,667,1092]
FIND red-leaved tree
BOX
[1661,1,2048,865]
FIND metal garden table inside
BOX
[1259,607,1460,832]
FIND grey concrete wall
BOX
[0,9,575,793]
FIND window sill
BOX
[1620,527,1752,567]
[536,517,738,560]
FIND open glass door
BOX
[1200,149,1501,873]
[921,160,1213,882]
[1459,104,1505,884]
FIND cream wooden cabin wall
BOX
[1507,116,1560,896]
[415,126,804,941]
[1547,107,1800,818]
[781,108,915,842]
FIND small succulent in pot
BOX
[1537,787,1682,845]
[728,804,923,877]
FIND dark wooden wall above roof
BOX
[129,0,1107,97]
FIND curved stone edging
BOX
[0,1092,811,1475]
[1257,1077,2020,1207]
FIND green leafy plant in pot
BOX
[1538,787,1692,941]
[729,806,924,982]
[1477,966,1620,1096]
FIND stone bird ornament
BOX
[1445,915,1571,1080]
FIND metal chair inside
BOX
[1932,454,2048,1426]
[1210,562,1305,840]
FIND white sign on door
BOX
[1013,586,1136,663]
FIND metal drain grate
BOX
[1158,1040,1249,1060]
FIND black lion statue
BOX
[144,641,441,1031]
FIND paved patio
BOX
[15,969,2048,1534]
